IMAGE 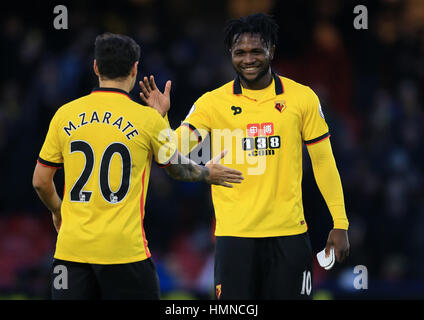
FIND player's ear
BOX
[269,45,276,60]
[93,60,100,76]
[131,61,139,77]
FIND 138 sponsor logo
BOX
[242,122,281,157]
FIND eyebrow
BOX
[232,44,267,52]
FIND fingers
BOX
[222,173,244,183]
[223,167,243,176]
[222,177,243,184]
[224,173,244,180]
[143,76,152,92]
[334,248,342,263]
[324,243,332,258]
[139,80,150,99]
[332,244,349,263]
[164,80,172,96]
[337,248,349,263]
[210,164,243,179]
[139,92,147,104]
[217,182,233,188]
[213,172,244,187]
[149,75,158,91]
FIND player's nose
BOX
[242,53,256,64]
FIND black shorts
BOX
[214,232,313,300]
[51,258,160,300]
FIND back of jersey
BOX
[38,88,176,264]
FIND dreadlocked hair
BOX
[224,13,279,51]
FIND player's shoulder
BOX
[127,100,163,118]
[53,94,92,118]
[278,75,315,95]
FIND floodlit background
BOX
[0,0,423,299]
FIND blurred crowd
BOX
[0,0,423,299]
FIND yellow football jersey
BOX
[38,87,177,264]
[176,73,342,237]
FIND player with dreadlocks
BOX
[139,13,350,299]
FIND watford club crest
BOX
[216,284,222,299]
[275,100,287,113]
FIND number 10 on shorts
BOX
[300,270,312,296]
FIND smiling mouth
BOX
[241,66,260,73]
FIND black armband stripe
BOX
[304,132,331,146]
[37,157,63,168]
[181,123,203,143]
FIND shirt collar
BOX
[233,72,284,95]
[91,87,131,99]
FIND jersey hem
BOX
[37,157,63,168]
[214,225,308,238]
[304,132,330,146]
[53,253,150,265]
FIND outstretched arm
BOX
[307,138,350,263]
[165,150,244,188]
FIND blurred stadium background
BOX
[0,0,423,299]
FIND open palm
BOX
[139,75,171,117]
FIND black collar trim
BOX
[91,87,131,98]
[233,72,284,95]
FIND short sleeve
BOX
[181,94,211,140]
[175,94,211,155]
[38,111,64,168]
[302,88,330,145]
[149,112,178,167]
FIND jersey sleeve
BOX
[307,138,349,230]
[149,111,178,167]
[38,111,64,168]
[174,93,211,155]
[301,88,330,146]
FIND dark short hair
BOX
[224,13,279,50]
[94,32,140,79]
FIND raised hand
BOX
[139,75,171,117]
